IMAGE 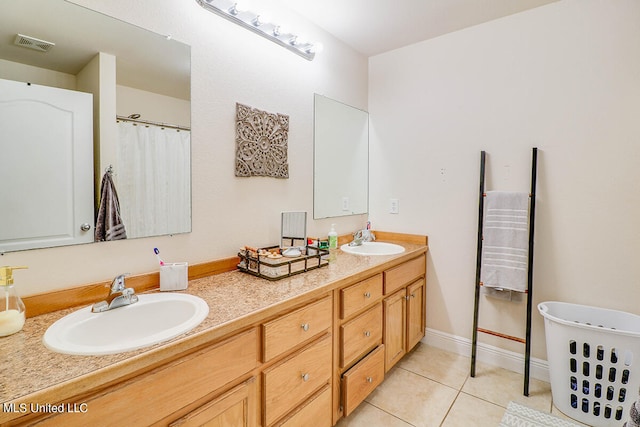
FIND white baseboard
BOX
[422,328,550,383]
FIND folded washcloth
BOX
[481,191,529,292]
[95,171,127,241]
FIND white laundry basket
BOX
[539,302,640,427]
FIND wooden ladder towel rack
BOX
[470,147,538,396]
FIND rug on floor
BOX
[500,401,582,427]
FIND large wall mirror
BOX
[0,0,191,253]
[313,94,368,219]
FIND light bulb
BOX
[308,42,323,54]
[228,2,244,15]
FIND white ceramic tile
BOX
[334,402,413,427]
[366,367,458,426]
[461,361,552,412]
[337,348,559,426]
[397,343,470,390]
[441,392,505,427]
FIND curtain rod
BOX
[116,115,190,131]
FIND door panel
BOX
[0,79,94,252]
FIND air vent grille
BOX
[14,34,55,52]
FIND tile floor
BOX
[335,343,590,427]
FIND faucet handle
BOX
[110,273,129,293]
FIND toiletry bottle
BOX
[328,224,338,250]
[0,266,28,337]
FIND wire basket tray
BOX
[237,245,329,281]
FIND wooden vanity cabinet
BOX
[382,255,426,372]
[9,242,428,427]
[33,328,259,427]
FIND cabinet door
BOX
[169,378,256,427]
[406,279,425,351]
[383,289,406,372]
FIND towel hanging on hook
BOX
[95,169,126,242]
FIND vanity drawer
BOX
[383,255,426,295]
[263,333,332,426]
[340,274,383,319]
[341,345,385,417]
[262,295,332,362]
[340,303,382,368]
[276,385,332,427]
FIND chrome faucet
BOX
[92,274,138,313]
[349,229,376,246]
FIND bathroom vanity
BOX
[0,233,427,426]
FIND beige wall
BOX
[7,0,368,295]
[369,0,640,360]
[116,85,190,127]
[0,58,76,89]
[12,0,637,367]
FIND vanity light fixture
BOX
[195,0,320,60]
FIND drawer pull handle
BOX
[405,295,410,301]
[302,373,310,382]
[366,377,373,383]
[411,293,416,298]
[301,323,310,331]
[364,292,371,298]
[364,331,371,337]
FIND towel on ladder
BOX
[481,191,529,292]
[95,171,127,241]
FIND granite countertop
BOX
[0,241,427,411]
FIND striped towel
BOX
[481,191,529,292]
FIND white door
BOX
[0,78,94,252]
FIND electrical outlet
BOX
[390,198,399,214]
[342,197,350,211]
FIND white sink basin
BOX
[43,293,209,356]
[340,241,406,256]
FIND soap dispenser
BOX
[328,224,338,250]
[0,266,27,337]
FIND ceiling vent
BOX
[14,34,55,52]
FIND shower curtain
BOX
[116,121,191,239]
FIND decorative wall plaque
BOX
[235,103,289,178]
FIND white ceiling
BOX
[274,0,558,57]
[0,0,190,100]
[0,0,558,101]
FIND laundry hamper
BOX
[539,302,640,427]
